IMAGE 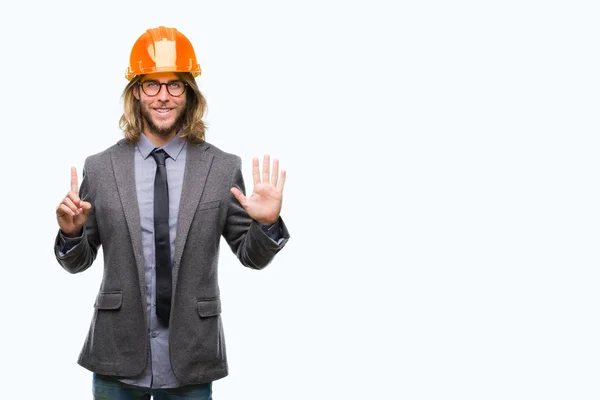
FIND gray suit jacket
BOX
[54,139,290,385]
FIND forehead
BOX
[140,72,179,81]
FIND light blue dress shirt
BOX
[118,133,187,388]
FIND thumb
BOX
[230,187,247,207]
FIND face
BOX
[134,72,187,139]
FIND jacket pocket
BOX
[197,298,221,318]
[192,299,225,363]
[197,200,221,211]
[94,291,123,310]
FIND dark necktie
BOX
[150,148,172,326]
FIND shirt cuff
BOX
[260,219,283,243]
[58,230,83,256]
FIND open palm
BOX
[230,155,286,225]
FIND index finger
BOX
[71,166,78,194]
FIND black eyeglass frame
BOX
[138,80,188,97]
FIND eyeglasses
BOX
[139,80,187,97]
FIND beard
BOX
[140,105,186,138]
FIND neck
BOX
[144,130,177,147]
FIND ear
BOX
[133,84,140,100]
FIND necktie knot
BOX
[151,148,168,166]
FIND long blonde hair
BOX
[119,72,208,144]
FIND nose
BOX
[157,83,170,101]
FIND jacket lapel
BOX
[111,140,147,320]
[172,141,213,293]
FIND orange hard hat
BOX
[125,26,202,80]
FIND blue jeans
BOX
[93,374,213,399]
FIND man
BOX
[54,26,290,399]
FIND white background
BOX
[1,0,600,399]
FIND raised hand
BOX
[56,167,93,237]
[230,155,286,225]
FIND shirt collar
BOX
[137,132,186,161]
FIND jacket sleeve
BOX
[222,155,290,270]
